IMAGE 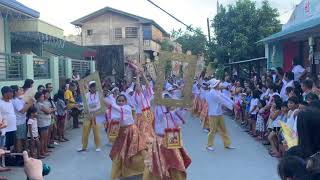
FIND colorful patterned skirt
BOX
[200,102,210,129]
[136,108,155,139]
[143,136,192,180]
[109,124,147,180]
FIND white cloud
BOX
[18,0,300,35]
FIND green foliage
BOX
[171,27,207,55]
[211,0,281,64]
[160,39,173,52]
[215,64,225,80]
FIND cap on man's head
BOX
[208,78,220,88]
[89,81,96,85]
[1,86,13,95]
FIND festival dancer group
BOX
[78,63,236,180]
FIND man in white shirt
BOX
[280,72,294,101]
[0,86,17,151]
[292,58,307,81]
[78,81,102,152]
[206,79,235,151]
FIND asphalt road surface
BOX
[4,114,279,180]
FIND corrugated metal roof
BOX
[71,6,169,37]
[260,15,320,43]
[0,0,39,18]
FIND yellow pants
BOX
[143,168,186,180]
[207,115,231,148]
[82,119,101,150]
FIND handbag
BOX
[163,111,182,149]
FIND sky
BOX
[18,0,302,36]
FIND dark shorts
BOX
[16,124,27,140]
[5,131,17,150]
[250,114,257,121]
[38,126,50,132]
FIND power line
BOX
[146,0,199,34]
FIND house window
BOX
[125,27,138,38]
[114,28,122,39]
[87,29,93,36]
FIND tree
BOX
[211,0,281,64]
[171,27,207,55]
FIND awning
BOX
[0,0,39,18]
[260,15,320,43]
[43,41,96,60]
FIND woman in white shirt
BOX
[143,106,192,180]
[106,94,147,180]
[133,71,155,139]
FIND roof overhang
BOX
[10,19,64,39]
[259,15,320,44]
[0,0,39,18]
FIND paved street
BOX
[4,114,279,180]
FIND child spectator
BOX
[55,90,68,142]
[299,101,309,110]
[256,99,267,140]
[305,93,319,104]
[301,79,313,101]
[280,72,294,101]
[277,102,288,157]
[286,97,300,138]
[242,88,252,127]
[248,89,260,137]
[27,107,43,159]
[268,97,282,157]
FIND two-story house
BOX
[71,7,169,74]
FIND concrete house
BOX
[0,0,95,91]
[71,6,169,65]
[260,0,320,75]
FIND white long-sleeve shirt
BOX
[106,100,135,127]
[86,92,101,113]
[207,89,234,116]
[133,86,153,114]
[154,107,184,136]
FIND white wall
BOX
[81,12,141,60]
[0,16,6,80]
[0,16,4,53]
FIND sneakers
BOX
[225,146,236,149]
[95,148,101,152]
[206,146,215,151]
[203,129,210,133]
[77,148,86,152]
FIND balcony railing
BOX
[143,40,161,52]
[0,53,23,81]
